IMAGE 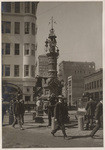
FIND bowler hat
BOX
[58,95,62,98]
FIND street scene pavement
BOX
[2,111,103,148]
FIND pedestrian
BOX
[63,99,69,123]
[51,95,68,139]
[20,99,25,125]
[85,96,96,130]
[9,99,15,125]
[12,94,24,130]
[47,93,57,126]
[2,98,7,125]
[36,97,43,116]
[90,99,103,138]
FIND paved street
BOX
[2,111,103,148]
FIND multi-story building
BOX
[68,75,85,106]
[2,2,38,104]
[59,61,95,106]
[38,54,49,77]
[84,68,103,102]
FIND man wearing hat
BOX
[12,93,24,130]
[85,95,96,130]
[90,98,103,138]
[47,93,57,126]
[20,99,25,125]
[51,95,68,139]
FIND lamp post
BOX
[44,17,62,96]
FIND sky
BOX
[36,1,102,70]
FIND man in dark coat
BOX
[20,99,25,125]
[2,99,7,125]
[51,95,68,139]
[90,99,103,138]
[12,95,24,130]
[85,97,96,130]
[47,93,57,126]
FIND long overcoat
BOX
[54,102,67,124]
[95,102,103,121]
[13,100,24,115]
[48,97,57,117]
[85,99,96,116]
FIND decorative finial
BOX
[49,17,57,30]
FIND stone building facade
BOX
[2,2,38,104]
[59,61,95,106]
[84,68,103,102]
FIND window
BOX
[24,44,30,55]
[25,22,30,34]
[97,80,99,88]
[15,2,20,13]
[31,44,35,55]
[100,79,102,87]
[94,81,96,88]
[25,96,30,101]
[32,2,35,14]
[89,82,91,90]
[32,23,35,35]
[15,22,20,34]
[14,65,19,77]
[2,43,10,55]
[87,83,89,90]
[91,82,94,89]
[14,44,20,55]
[5,65,10,76]
[24,65,29,76]
[2,65,4,76]
[2,43,4,55]
[25,2,30,13]
[31,65,35,77]
[27,88,30,92]
[68,81,71,86]
[2,2,11,12]
[5,43,10,54]
[2,21,11,33]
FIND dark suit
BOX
[20,100,25,124]
[2,103,6,124]
[85,99,96,129]
[90,101,103,137]
[12,100,23,128]
[51,101,67,137]
[47,97,56,126]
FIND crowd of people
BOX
[2,92,103,140]
[84,96,103,138]
[47,94,103,139]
